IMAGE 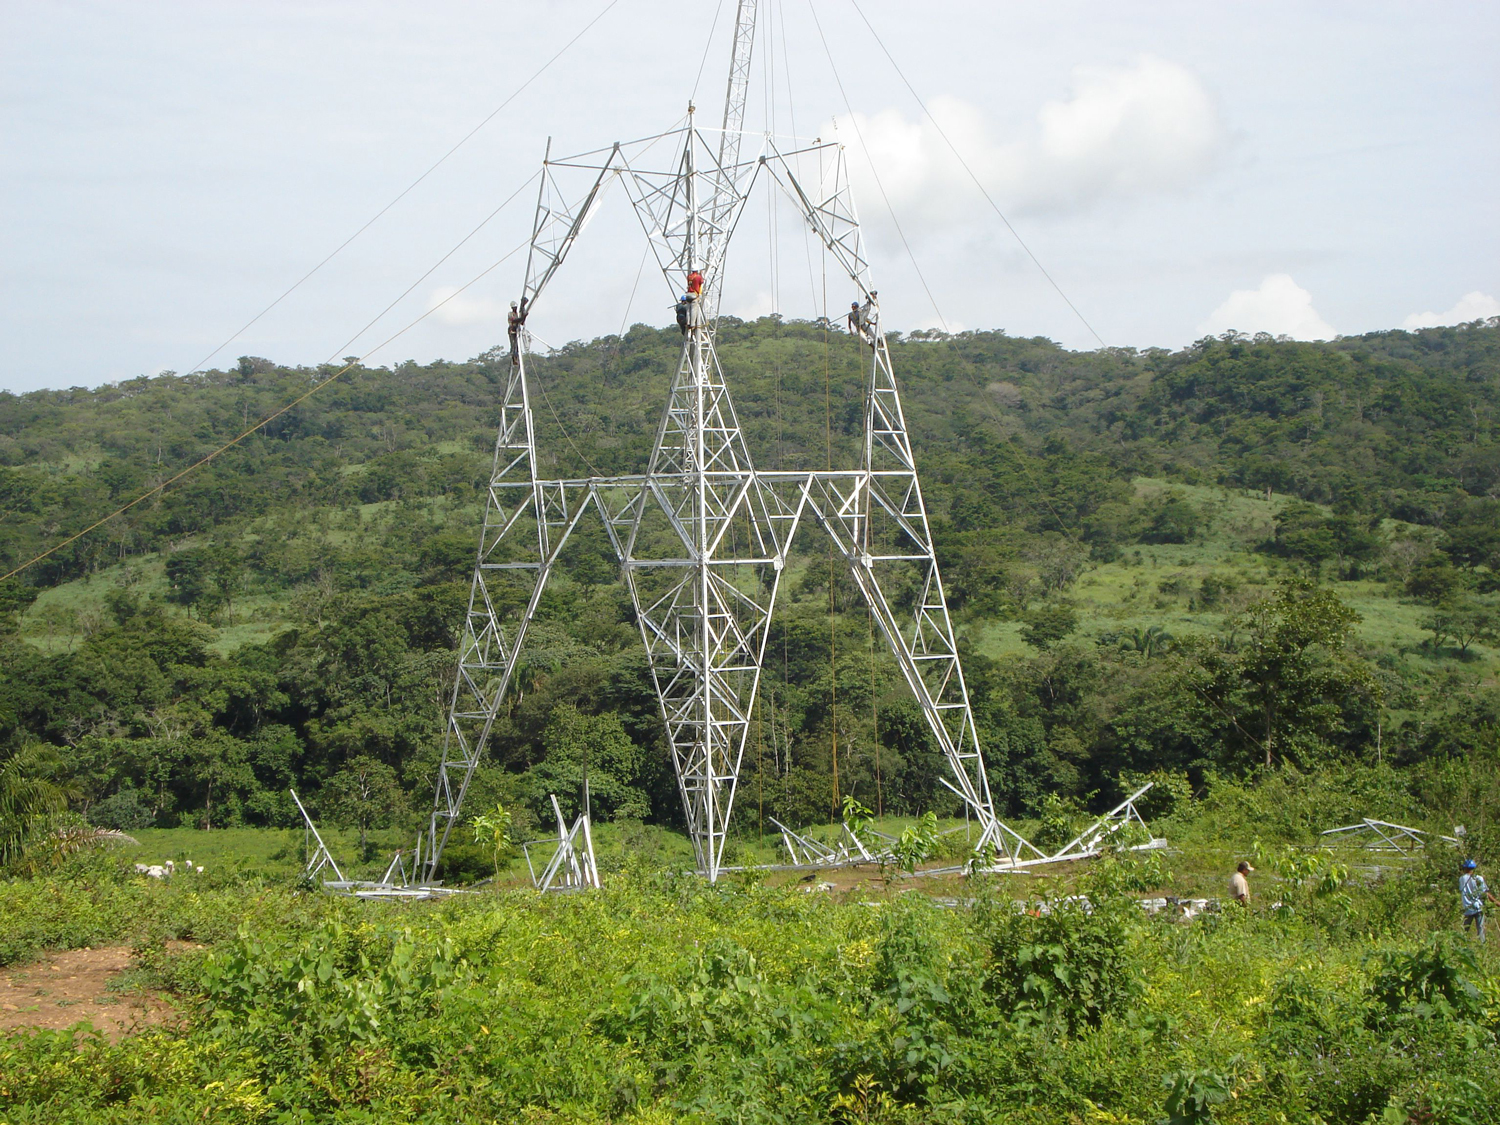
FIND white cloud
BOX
[1402,291,1500,329]
[728,290,777,321]
[837,55,1223,228]
[426,286,507,327]
[1199,274,1335,340]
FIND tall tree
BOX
[321,755,408,851]
[1230,580,1375,768]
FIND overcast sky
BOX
[2,0,1497,394]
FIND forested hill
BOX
[4,318,1497,585]
[1,318,1497,849]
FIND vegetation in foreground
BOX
[3,780,1500,1124]
[1,320,1498,1120]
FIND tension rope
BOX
[2,0,627,583]
[807,2,947,333]
[846,0,1105,349]
[1,234,531,585]
[170,0,623,386]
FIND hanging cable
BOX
[617,246,651,342]
[839,6,1270,760]
[327,170,541,363]
[807,3,948,333]
[167,0,623,382]
[820,202,841,816]
[690,0,728,103]
[775,0,819,313]
[532,369,603,478]
[847,0,1106,348]
[1,236,531,585]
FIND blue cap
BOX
[1463,859,1478,870]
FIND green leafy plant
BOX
[469,803,513,881]
[1260,843,1350,927]
[0,741,71,868]
[842,794,875,847]
[976,891,1142,1032]
[1159,1066,1233,1125]
[891,811,939,874]
[1369,934,1484,1024]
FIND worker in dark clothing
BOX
[848,291,879,345]
[674,296,690,335]
[847,301,864,340]
[507,296,530,366]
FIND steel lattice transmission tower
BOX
[423,2,1035,882]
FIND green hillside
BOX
[5,318,1500,1124]
[1,319,1497,851]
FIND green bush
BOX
[973,888,1142,1032]
[0,856,1498,1123]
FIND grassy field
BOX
[23,477,1498,682]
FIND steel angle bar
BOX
[291,789,345,884]
[433,485,598,815]
[1045,784,1158,863]
[841,823,884,863]
[1362,820,1414,856]
[533,795,601,892]
[768,817,839,865]
[761,144,870,293]
[1320,818,1451,856]
[522,143,622,312]
[380,850,410,887]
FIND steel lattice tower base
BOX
[422,6,1031,883]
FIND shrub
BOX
[89,785,154,830]
[1368,934,1485,1025]
[973,889,1142,1032]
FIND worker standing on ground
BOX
[1460,859,1498,940]
[1230,860,1254,905]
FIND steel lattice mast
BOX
[422,6,1035,883]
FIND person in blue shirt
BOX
[1460,859,1499,940]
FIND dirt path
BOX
[0,947,175,1041]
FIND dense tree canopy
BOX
[0,318,1496,840]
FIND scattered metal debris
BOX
[1320,818,1458,857]
[291,789,344,884]
[757,784,1167,878]
[520,795,600,893]
[1030,784,1167,866]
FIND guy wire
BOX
[172,0,622,382]
[847,0,1105,348]
[2,236,531,585]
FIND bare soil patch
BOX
[0,946,175,1041]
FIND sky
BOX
[2,0,1497,394]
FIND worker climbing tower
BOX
[424,1,1029,883]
